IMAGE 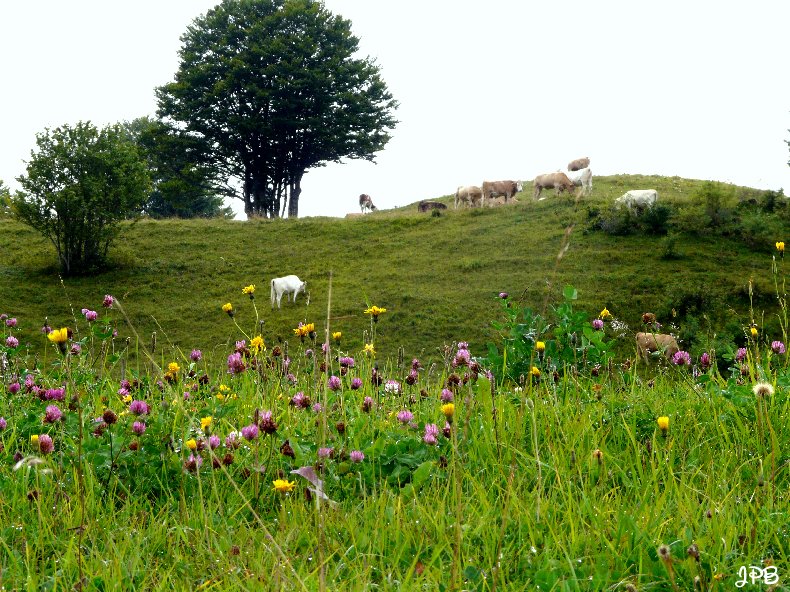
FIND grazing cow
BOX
[482,180,521,206]
[615,189,658,213]
[567,167,593,197]
[567,157,590,171]
[359,194,377,213]
[533,172,575,200]
[418,200,448,213]
[636,332,680,363]
[270,275,307,309]
[454,185,484,209]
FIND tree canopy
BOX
[157,0,397,218]
[13,121,150,275]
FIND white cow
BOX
[566,168,593,197]
[615,189,658,213]
[454,185,484,209]
[271,275,307,309]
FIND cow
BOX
[359,194,377,214]
[636,332,680,363]
[482,180,521,206]
[533,172,575,200]
[567,157,590,171]
[454,185,484,209]
[566,168,593,197]
[615,189,658,213]
[270,275,307,309]
[418,200,448,213]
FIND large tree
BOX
[13,122,150,275]
[157,0,397,218]
[124,117,233,219]
[0,180,10,218]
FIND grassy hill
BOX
[1,174,787,368]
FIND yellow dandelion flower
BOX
[332,331,342,342]
[535,341,545,352]
[530,366,540,377]
[777,241,785,253]
[441,403,455,418]
[250,335,265,354]
[185,438,197,451]
[273,479,296,494]
[363,343,376,356]
[750,326,758,337]
[200,416,213,431]
[218,384,230,393]
[364,305,387,317]
[293,324,308,337]
[304,323,315,335]
[168,362,180,374]
[122,394,132,404]
[657,416,670,432]
[222,302,234,316]
[216,393,225,402]
[599,307,611,320]
[30,434,39,446]
[242,284,256,295]
[47,327,69,344]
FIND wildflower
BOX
[364,305,387,322]
[752,382,774,397]
[47,327,69,353]
[273,479,296,494]
[592,448,603,464]
[190,349,202,362]
[535,341,545,353]
[5,317,17,328]
[671,351,691,366]
[200,416,213,432]
[293,323,309,338]
[324,375,341,392]
[384,380,402,395]
[350,377,363,390]
[185,438,198,451]
[259,411,278,434]
[280,440,295,458]
[304,348,314,358]
[363,343,376,356]
[657,416,670,434]
[750,325,758,338]
[339,356,355,368]
[291,392,311,409]
[5,336,18,348]
[242,284,255,299]
[599,307,612,319]
[657,544,671,562]
[349,450,364,463]
[771,340,785,354]
[227,352,245,375]
[129,400,150,416]
[30,434,39,446]
[184,454,203,472]
[777,241,785,254]
[699,352,711,370]
[361,396,374,413]
[440,388,454,402]
[132,421,146,435]
[423,423,439,446]
[591,319,604,331]
[241,424,259,441]
[208,435,220,449]
[225,432,241,449]
[221,302,234,317]
[43,405,63,423]
[735,347,747,362]
[530,366,540,378]
[397,409,414,424]
[318,447,333,459]
[69,343,81,355]
[168,362,180,376]
[9,382,20,395]
[452,348,471,367]
[405,368,419,385]
[250,335,265,354]
[45,388,65,401]
[498,292,508,299]
[441,403,455,419]
[102,295,114,308]
[82,309,98,322]
[332,331,342,342]
[37,434,54,454]
[311,402,323,413]
[0,417,6,430]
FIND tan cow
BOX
[454,185,484,209]
[636,332,680,363]
[482,180,521,206]
[533,172,575,199]
[568,157,590,171]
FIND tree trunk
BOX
[288,175,302,218]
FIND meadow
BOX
[0,175,789,590]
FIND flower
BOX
[168,362,181,374]
[47,327,69,344]
[5,317,17,328]
[221,302,234,317]
[208,435,220,449]
[185,438,198,451]
[83,309,98,322]
[771,340,785,354]
[441,403,455,419]
[190,349,202,362]
[250,335,265,354]
[200,416,213,432]
[349,450,365,463]
[184,454,203,472]
[591,319,604,331]
[777,241,785,253]
[599,307,612,319]
[132,421,146,435]
[44,405,63,423]
[364,305,387,320]
[671,351,691,366]
[102,295,114,308]
[750,325,758,338]
[440,389,454,402]
[45,387,65,401]
[498,292,508,299]
[291,392,311,409]
[129,400,150,416]
[242,284,255,298]
[397,409,414,424]
[530,366,540,378]
[8,382,20,395]
[332,331,342,342]
[699,352,711,370]
[350,377,363,390]
[657,416,670,433]
[752,382,774,397]
[37,434,54,454]
[735,347,747,362]
[5,336,19,348]
[327,375,342,391]
[273,479,296,494]
[361,397,374,413]
[0,417,6,430]
[241,424,259,440]
[259,410,277,434]
[535,341,545,352]
[363,343,376,356]
[30,434,39,446]
[384,380,402,395]
[423,423,439,446]
[339,356,355,368]
[227,352,245,375]
[318,447,333,459]
[658,545,671,562]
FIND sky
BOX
[2,1,789,219]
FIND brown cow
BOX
[636,332,680,363]
[482,180,521,206]
[567,157,590,171]
[533,172,575,199]
[454,185,484,209]
[418,200,448,213]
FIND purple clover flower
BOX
[499,292,508,299]
[208,435,221,449]
[672,350,691,366]
[327,375,342,391]
[132,421,146,435]
[592,319,604,331]
[349,450,364,463]
[0,417,6,430]
[423,423,439,446]
[38,434,54,454]
[8,382,21,395]
[440,389,454,403]
[771,340,786,354]
[699,352,711,370]
[45,388,65,401]
[5,336,18,348]
[318,447,333,459]
[350,377,363,390]
[129,400,150,415]
[735,347,747,362]
[227,352,245,375]
[102,295,114,308]
[339,356,355,368]
[190,349,203,362]
[312,402,323,413]
[82,309,98,321]
[44,405,63,423]
[5,318,17,328]
[397,409,414,424]
[241,424,259,441]
[291,392,310,409]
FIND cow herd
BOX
[353,155,659,215]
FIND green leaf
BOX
[563,285,578,301]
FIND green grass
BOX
[0,174,786,369]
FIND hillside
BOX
[1,174,787,368]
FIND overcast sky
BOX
[2,1,789,218]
